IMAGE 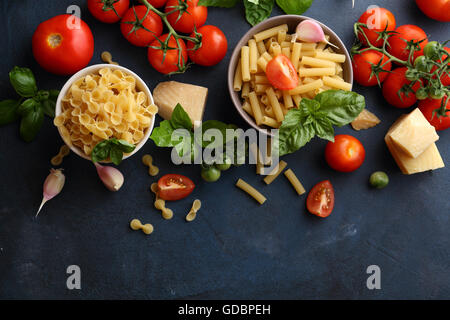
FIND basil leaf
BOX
[116,139,136,153]
[91,141,111,163]
[9,66,38,98]
[277,108,315,156]
[150,120,175,147]
[244,0,274,26]
[171,103,192,130]
[276,0,314,15]
[19,106,44,142]
[17,98,38,116]
[314,90,365,127]
[109,147,124,165]
[41,98,56,118]
[312,114,334,142]
[199,120,230,148]
[0,99,20,125]
[198,0,239,7]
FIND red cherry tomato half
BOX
[357,7,396,47]
[419,97,450,131]
[266,54,299,90]
[32,14,94,75]
[416,0,450,22]
[120,5,163,47]
[88,0,130,24]
[352,49,392,86]
[325,135,366,172]
[187,25,228,66]
[165,0,207,34]
[157,174,195,201]
[306,180,335,218]
[388,25,428,63]
[148,34,188,74]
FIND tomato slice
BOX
[306,180,335,218]
[157,174,195,201]
[266,54,299,90]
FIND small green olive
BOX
[369,171,389,189]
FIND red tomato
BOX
[352,50,392,86]
[357,7,396,47]
[416,0,450,22]
[148,34,188,74]
[325,135,366,172]
[32,15,94,75]
[265,54,299,90]
[431,47,450,86]
[388,25,428,63]
[419,97,450,131]
[88,0,130,23]
[148,0,168,8]
[158,174,195,201]
[306,180,335,218]
[165,0,207,34]
[120,5,163,47]
[382,67,421,108]
[187,25,227,66]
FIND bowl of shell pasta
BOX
[54,64,157,161]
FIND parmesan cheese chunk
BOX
[385,115,444,175]
[153,81,208,126]
[351,109,380,131]
[388,108,439,158]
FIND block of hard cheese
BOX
[385,115,444,175]
[153,81,208,125]
[388,108,439,158]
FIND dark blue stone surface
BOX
[0,0,449,299]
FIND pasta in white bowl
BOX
[55,64,157,161]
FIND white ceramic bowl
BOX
[55,64,155,162]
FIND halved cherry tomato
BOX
[382,67,421,108]
[357,7,396,47]
[266,54,299,90]
[306,180,335,218]
[88,0,130,24]
[416,0,450,22]
[157,174,195,201]
[352,49,392,86]
[387,25,428,63]
[325,135,365,172]
[419,97,450,131]
[165,0,207,34]
[32,14,94,75]
[120,5,163,47]
[148,34,188,74]
[187,25,228,66]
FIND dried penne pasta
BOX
[323,76,352,91]
[265,87,284,122]
[253,24,288,42]
[288,79,324,95]
[315,51,346,63]
[301,56,335,68]
[248,92,263,125]
[233,59,243,91]
[241,82,250,98]
[263,160,288,185]
[248,39,258,74]
[256,41,267,55]
[282,91,294,109]
[255,75,270,84]
[299,67,336,77]
[277,29,287,43]
[262,116,280,128]
[281,47,291,59]
[290,42,302,70]
[236,179,267,205]
[284,169,306,195]
[242,100,253,116]
[241,46,251,82]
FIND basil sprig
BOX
[0,66,59,142]
[276,90,365,157]
[91,138,136,165]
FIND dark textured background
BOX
[0,0,449,299]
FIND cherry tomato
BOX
[148,0,168,8]
[325,135,365,172]
[382,67,421,108]
[165,0,207,34]
[431,47,450,86]
[357,7,396,47]
[265,54,299,90]
[88,0,130,23]
[388,25,428,63]
[416,0,450,22]
[32,15,94,75]
[306,180,335,218]
[157,174,195,201]
[187,25,227,66]
[148,34,188,74]
[352,50,392,86]
[419,97,450,131]
[120,5,163,47]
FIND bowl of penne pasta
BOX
[54,64,157,161]
[228,15,353,136]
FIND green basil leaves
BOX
[276,0,314,15]
[91,138,136,165]
[244,0,274,26]
[9,66,38,98]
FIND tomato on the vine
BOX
[430,47,450,86]
[306,180,335,218]
[382,67,421,108]
[148,34,188,74]
[388,25,428,63]
[419,97,450,131]
[357,7,396,47]
[148,0,168,8]
[157,174,195,201]
[265,54,299,90]
[165,0,207,34]
[187,25,227,66]
[32,15,94,75]
[120,5,163,47]
[325,135,365,172]
[416,0,450,22]
[352,50,392,86]
[88,0,130,24]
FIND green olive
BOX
[201,166,221,182]
[369,171,389,189]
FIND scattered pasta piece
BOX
[154,199,174,220]
[263,160,288,185]
[50,145,70,166]
[186,199,202,222]
[284,169,306,195]
[142,154,159,176]
[101,51,119,65]
[130,219,154,235]
[235,179,267,205]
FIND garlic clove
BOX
[36,169,65,217]
[94,162,124,192]
[296,20,339,49]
